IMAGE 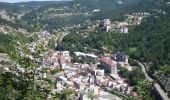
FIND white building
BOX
[104,19,112,32]
[92,69,105,76]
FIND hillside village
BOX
[0,0,170,100]
[102,12,150,33]
[0,11,151,100]
[0,16,144,99]
[63,12,150,34]
[0,27,136,100]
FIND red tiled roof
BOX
[100,57,116,67]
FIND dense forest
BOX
[21,0,147,30]
[0,33,12,53]
[120,3,170,95]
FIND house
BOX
[100,57,117,74]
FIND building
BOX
[100,57,117,74]
[123,27,128,33]
[120,26,128,33]
[104,19,112,32]
[73,78,86,91]
[54,51,71,68]
[92,69,105,76]
[114,21,128,29]
[115,52,128,64]
[74,52,99,63]
[59,51,71,63]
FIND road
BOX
[137,62,153,82]
[133,59,170,100]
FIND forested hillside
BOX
[119,1,170,95]
[0,1,69,33]
[0,33,12,53]
[21,0,146,30]
[22,0,117,29]
[56,0,158,53]
[0,0,150,32]
[0,1,66,13]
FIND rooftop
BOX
[100,57,116,67]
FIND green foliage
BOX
[125,66,145,86]
[128,59,139,66]
[86,89,96,100]
[51,68,63,75]
[21,0,149,30]
[72,55,96,64]
[112,2,170,93]
[55,87,74,100]
[0,32,37,53]
[56,30,120,54]
[0,72,20,100]
[118,2,170,68]
[155,65,170,94]
[0,1,65,13]
[118,67,129,78]
[0,0,169,99]
[0,36,50,99]
[137,79,155,100]
[0,33,12,53]
[123,66,155,100]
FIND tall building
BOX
[100,57,117,74]
[115,52,128,64]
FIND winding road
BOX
[134,59,170,100]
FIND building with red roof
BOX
[100,57,117,74]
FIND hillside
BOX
[56,0,157,52]
[0,0,170,99]
[0,0,147,32]
[22,0,117,29]
[120,1,170,95]
[0,1,69,33]
[21,0,145,30]
[0,1,67,13]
